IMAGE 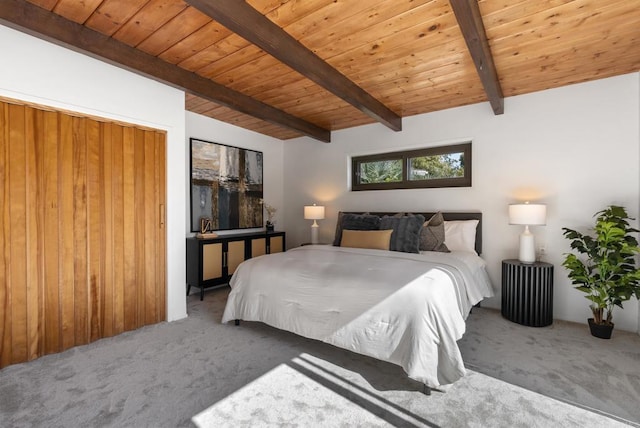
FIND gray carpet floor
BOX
[0,286,638,427]
[459,304,640,424]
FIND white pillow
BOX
[444,220,479,254]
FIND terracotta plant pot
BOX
[588,318,614,339]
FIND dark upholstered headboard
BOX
[342,212,483,255]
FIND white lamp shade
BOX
[304,205,325,220]
[509,203,546,226]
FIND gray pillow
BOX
[420,212,450,252]
[333,213,380,246]
[379,214,425,253]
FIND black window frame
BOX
[351,142,472,191]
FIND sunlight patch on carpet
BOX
[192,353,630,428]
[192,360,395,427]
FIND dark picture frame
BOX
[190,138,263,232]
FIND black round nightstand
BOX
[501,259,554,327]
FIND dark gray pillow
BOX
[379,214,425,253]
[333,213,380,246]
[420,212,450,252]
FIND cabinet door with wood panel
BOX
[249,234,284,258]
[251,237,267,258]
[227,240,246,275]
[186,231,285,301]
[269,235,284,254]
[202,242,224,281]
[194,240,245,284]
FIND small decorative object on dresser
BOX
[197,217,217,238]
[261,199,277,231]
[562,205,640,339]
[502,259,554,327]
[200,217,212,234]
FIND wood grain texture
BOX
[185,0,402,132]
[25,107,40,361]
[112,0,187,48]
[72,116,88,346]
[155,132,166,321]
[0,100,167,369]
[5,0,331,142]
[8,103,27,363]
[102,122,114,338]
[134,128,145,327]
[53,0,103,25]
[42,111,60,354]
[143,130,156,325]
[16,0,640,139]
[111,124,125,335]
[85,0,149,36]
[59,112,75,351]
[137,6,211,57]
[450,0,504,114]
[87,118,101,343]
[0,102,9,367]
[122,127,136,332]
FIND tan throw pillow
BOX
[340,229,393,250]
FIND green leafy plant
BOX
[562,206,640,326]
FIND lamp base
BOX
[310,222,319,245]
[519,226,536,263]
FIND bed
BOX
[222,212,494,389]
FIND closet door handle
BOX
[159,204,165,227]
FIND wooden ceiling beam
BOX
[449,0,504,115]
[185,0,402,132]
[0,0,331,142]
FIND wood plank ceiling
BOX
[2,0,639,142]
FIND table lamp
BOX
[304,204,325,245]
[509,202,546,263]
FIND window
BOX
[351,142,471,191]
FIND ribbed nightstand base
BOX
[501,259,554,327]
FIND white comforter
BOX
[222,245,494,388]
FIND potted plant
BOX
[562,205,640,339]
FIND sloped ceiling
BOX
[1,0,638,142]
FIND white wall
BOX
[283,73,640,333]
[0,25,187,321]
[185,112,285,235]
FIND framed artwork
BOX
[190,138,263,232]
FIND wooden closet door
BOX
[0,100,166,368]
